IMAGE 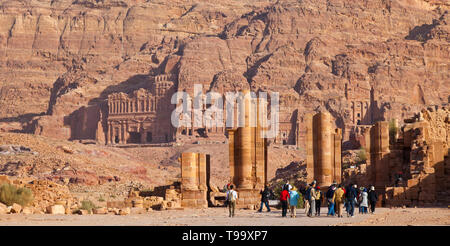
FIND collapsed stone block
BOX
[47,205,65,215]
[0,202,8,214]
[22,207,33,215]
[10,203,22,213]
[75,209,89,215]
[118,207,131,215]
[93,207,108,214]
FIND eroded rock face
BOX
[0,0,448,149]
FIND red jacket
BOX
[280,190,290,201]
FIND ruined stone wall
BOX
[344,106,450,207]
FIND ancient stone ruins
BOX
[0,0,449,216]
[344,106,450,206]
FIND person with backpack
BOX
[326,184,336,216]
[345,184,358,217]
[226,185,238,217]
[303,184,310,214]
[333,184,345,218]
[258,185,272,212]
[280,186,290,217]
[289,186,300,218]
[368,186,378,214]
[315,186,323,216]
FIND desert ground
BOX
[0,207,448,226]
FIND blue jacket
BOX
[289,190,300,206]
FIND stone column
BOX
[333,128,342,183]
[314,112,333,187]
[198,153,208,191]
[305,113,314,184]
[370,121,390,187]
[106,122,111,145]
[181,152,199,190]
[228,129,236,184]
[237,91,252,189]
[180,152,209,208]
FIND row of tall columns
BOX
[106,121,128,145]
[108,98,157,114]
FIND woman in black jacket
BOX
[368,185,378,214]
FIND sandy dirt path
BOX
[1,207,448,226]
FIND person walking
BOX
[315,186,323,216]
[280,186,290,217]
[358,187,364,214]
[368,186,378,214]
[307,182,317,217]
[326,184,336,216]
[226,185,238,217]
[345,184,357,217]
[289,187,300,218]
[359,188,369,214]
[303,185,310,215]
[333,184,345,218]
[258,185,272,212]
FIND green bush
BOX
[296,193,304,209]
[0,183,34,206]
[272,180,285,200]
[80,199,97,212]
[356,147,367,165]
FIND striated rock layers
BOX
[0,0,448,149]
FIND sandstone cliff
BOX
[0,0,448,148]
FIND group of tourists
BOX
[303,181,379,218]
[224,181,379,218]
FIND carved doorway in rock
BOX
[146,132,153,143]
[128,132,141,143]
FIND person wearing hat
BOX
[359,187,369,214]
[314,186,323,216]
[289,187,300,218]
[368,186,378,214]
